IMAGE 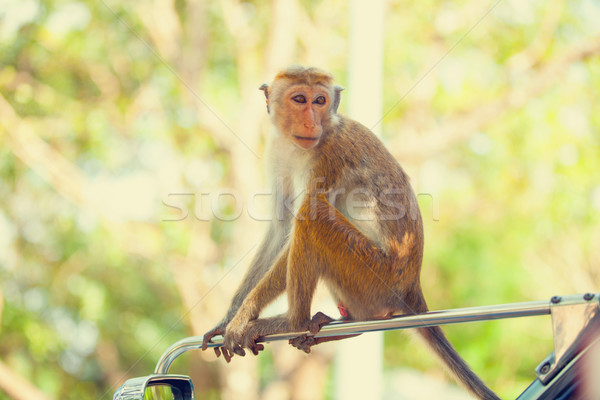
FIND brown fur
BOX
[202,66,499,400]
[274,65,334,87]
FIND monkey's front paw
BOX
[240,320,266,356]
[222,305,260,358]
[223,322,248,358]
[223,321,266,358]
[203,322,238,362]
[202,323,226,350]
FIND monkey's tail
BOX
[417,324,500,400]
[402,291,499,399]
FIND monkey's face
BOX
[273,84,332,150]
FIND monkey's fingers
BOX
[249,343,265,355]
[202,327,225,351]
[221,347,234,363]
[202,336,213,351]
[244,335,264,355]
[214,346,227,360]
[225,337,246,357]
[201,333,213,350]
[232,346,246,357]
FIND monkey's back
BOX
[313,116,425,295]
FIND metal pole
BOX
[155,298,551,374]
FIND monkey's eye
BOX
[313,96,326,105]
[292,95,307,104]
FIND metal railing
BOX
[114,293,600,400]
[155,297,553,374]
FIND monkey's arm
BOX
[201,222,289,355]
[222,247,289,357]
[224,227,287,321]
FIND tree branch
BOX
[506,0,565,73]
[0,360,52,400]
[390,35,600,161]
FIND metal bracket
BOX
[535,293,600,384]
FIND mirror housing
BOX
[113,374,194,400]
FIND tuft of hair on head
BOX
[274,65,334,87]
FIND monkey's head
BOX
[260,66,344,150]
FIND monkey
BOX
[202,66,499,400]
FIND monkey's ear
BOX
[259,83,269,98]
[259,83,270,113]
[332,85,344,114]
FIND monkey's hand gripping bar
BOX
[154,293,599,376]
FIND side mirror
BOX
[113,374,194,400]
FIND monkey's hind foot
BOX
[289,311,335,353]
[307,311,334,334]
[290,334,317,353]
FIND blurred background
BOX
[1,0,599,399]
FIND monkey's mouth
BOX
[293,135,319,141]
[292,134,321,149]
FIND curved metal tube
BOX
[155,298,551,374]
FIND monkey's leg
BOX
[223,247,289,357]
[202,223,291,358]
[287,194,397,352]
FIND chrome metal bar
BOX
[155,298,553,374]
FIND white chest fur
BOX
[265,132,384,250]
[266,133,314,218]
